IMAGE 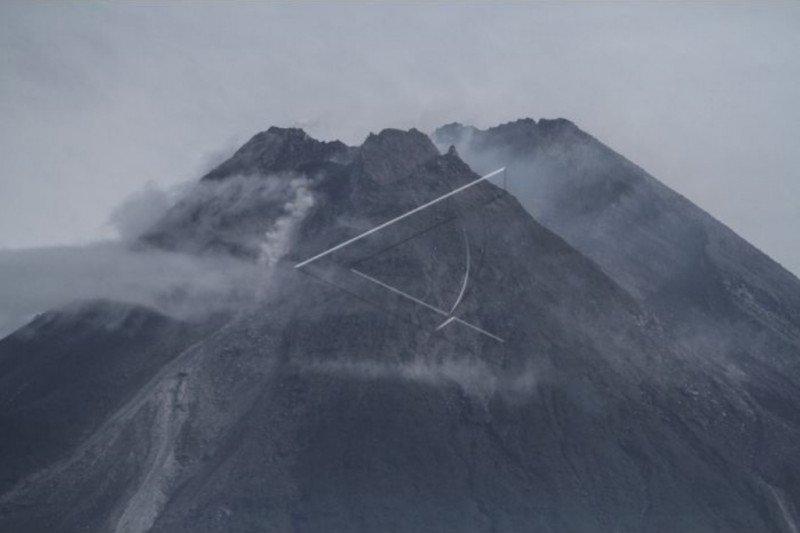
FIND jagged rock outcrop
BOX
[202,127,353,181]
[356,128,440,184]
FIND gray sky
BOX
[1,2,799,275]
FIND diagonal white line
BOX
[350,268,504,343]
[294,168,505,268]
[350,268,448,317]
[451,317,505,343]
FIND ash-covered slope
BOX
[0,300,213,495]
[1,126,800,532]
[435,119,800,338]
[436,118,800,395]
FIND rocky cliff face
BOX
[1,122,799,532]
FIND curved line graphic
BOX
[448,226,471,315]
[436,226,470,330]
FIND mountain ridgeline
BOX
[1,120,799,532]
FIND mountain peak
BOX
[141,127,456,257]
[202,126,350,181]
[435,117,582,151]
[435,122,476,147]
[265,125,309,137]
[357,128,440,183]
[492,117,578,137]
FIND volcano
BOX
[1,121,799,532]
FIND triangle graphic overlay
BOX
[294,168,507,342]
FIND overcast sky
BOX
[1,2,798,275]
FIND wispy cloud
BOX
[0,172,316,337]
[298,356,539,399]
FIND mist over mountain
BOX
[1,120,799,532]
[0,243,263,338]
[435,118,800,394]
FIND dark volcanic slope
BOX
[435,119,800,345]
[1,125,800,532]
[435,119,800,529]
[0,300,212,495]
[436,118,800,395]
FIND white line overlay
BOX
[350,268,504,343]
[435,226,471,330]
[294,168,505,268]
[295,167,507,343]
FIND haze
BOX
[1,2,799,275]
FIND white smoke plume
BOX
[0,243,263,336]
[0,174,317,338]
[259,177,315,268]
